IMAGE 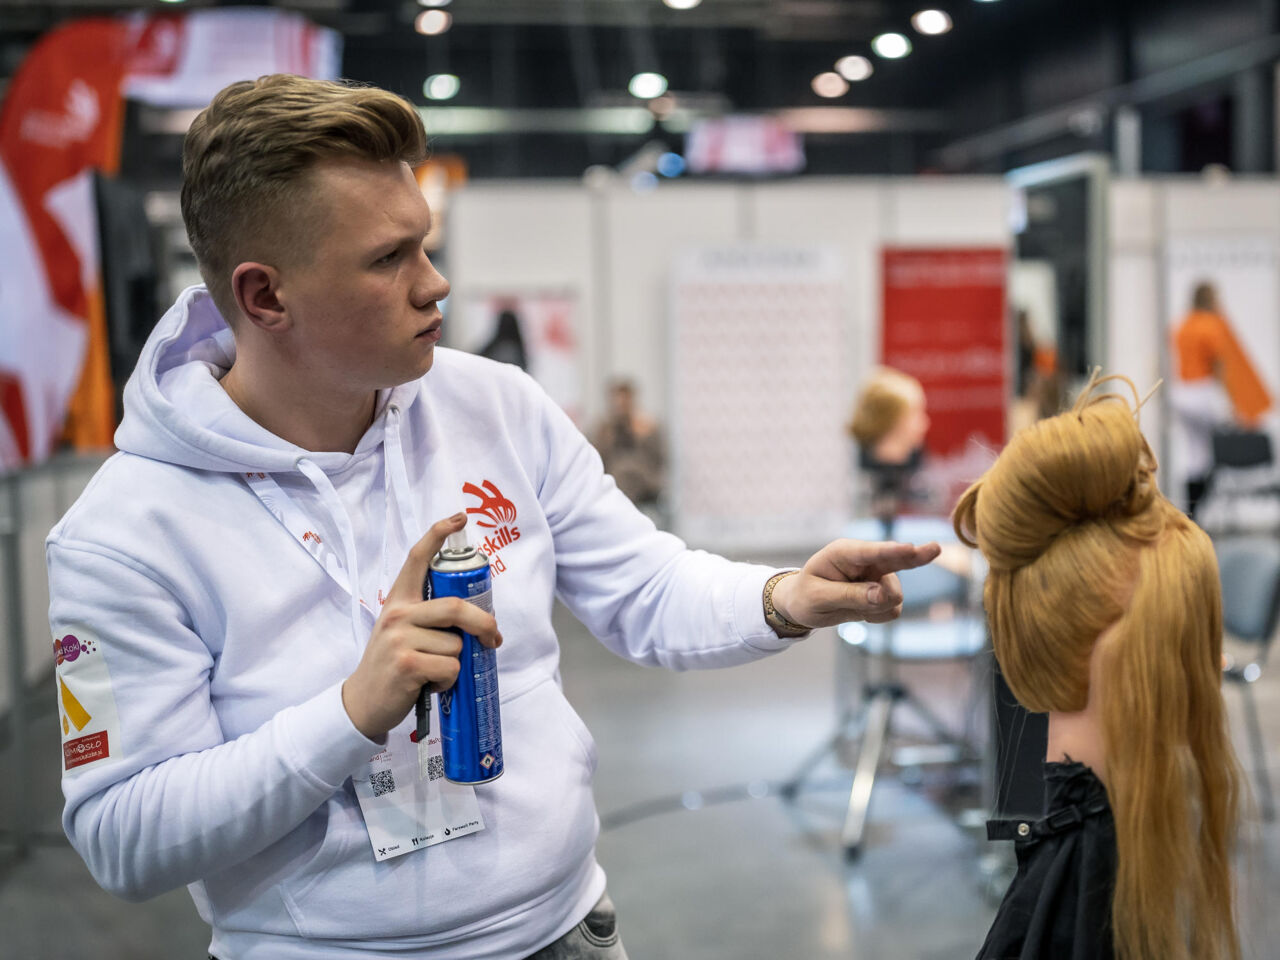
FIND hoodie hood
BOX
[115,285,421,474]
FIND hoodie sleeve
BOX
[519,374,805,669]
[46,539,381,902]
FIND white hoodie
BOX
[47,286,801,959]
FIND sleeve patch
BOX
[53,631,121,775]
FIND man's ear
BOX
[231,262,289,331]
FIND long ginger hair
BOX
[953,373,1243,960]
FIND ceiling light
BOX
[423,74,460,100]
[811,72,850,99]
[417,0,451,6]
[911,10,952,34]
[835,55,874,82]
[871,33,912,59]
[415,10,451,35]
[663,0,703,8]
[629,72,669,100]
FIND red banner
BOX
[881,247,1007,505]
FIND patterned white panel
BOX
[670,247,850,552]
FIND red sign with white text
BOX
[881,247,1007,507]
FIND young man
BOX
[47,75,939,959]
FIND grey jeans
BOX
[524,892,629,960]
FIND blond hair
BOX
[847,368,923,447]
[953,374,1242,960]
[181,74,427,322]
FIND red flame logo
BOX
[462,480,517,529]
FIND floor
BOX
[2,597,1278,960]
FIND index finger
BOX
[886,541,943,573]
[823,539,942,582]
[385,512,468,605]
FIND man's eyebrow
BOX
[366,220,433,256]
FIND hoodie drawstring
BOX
[384,406,423,544]
[296,458,368,646]
[242,406,434,650]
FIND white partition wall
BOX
[448,176,1012,550]
[604,185,746,423]
[446,184,601,425]
[1108,179,1164,463]
[451,177,1012,438]
[668,246,850,551]
[751,181,885,407]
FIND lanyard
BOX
[242,468,393,630]
[239,403,471,636]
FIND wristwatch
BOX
[762,570,810,638]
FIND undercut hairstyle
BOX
[954,373,1243,960]
[847,367,922,447]
[180,74,428,323]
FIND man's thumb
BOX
[387,512,467,602]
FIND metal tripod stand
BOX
[779,510,983,858]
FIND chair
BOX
[1201,430,1280,533]
[780,515,987,857]
[1216,535,1280,821]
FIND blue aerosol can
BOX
[425,530,503,784]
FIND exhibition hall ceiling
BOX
[0,0,1106,113]
[0,0,1264,176]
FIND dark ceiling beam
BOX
[938,33,1280,170]
[447,0,771,29]
[440,0,890,38]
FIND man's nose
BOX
[415,252,450,306]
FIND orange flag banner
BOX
[0,19,131,466]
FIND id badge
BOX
[352,711,485,862]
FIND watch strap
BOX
[762,570,810,638]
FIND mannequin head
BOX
[847,368,930,466]
[953,374,1242,960]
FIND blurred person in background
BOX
[955,373,1243,960]
[592,378,665,513]
[477,305,529,371]
[45,74,941,960]
[1170,280,1272,517]
[1010,308,1064,434]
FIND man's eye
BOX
[375,250,399,265]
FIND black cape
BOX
[976,761,1116,960]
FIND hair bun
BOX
[956,393,1155,571]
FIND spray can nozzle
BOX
[443,528,471,555]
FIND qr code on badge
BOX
[371,769,396,798]
[426,754,444,781]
